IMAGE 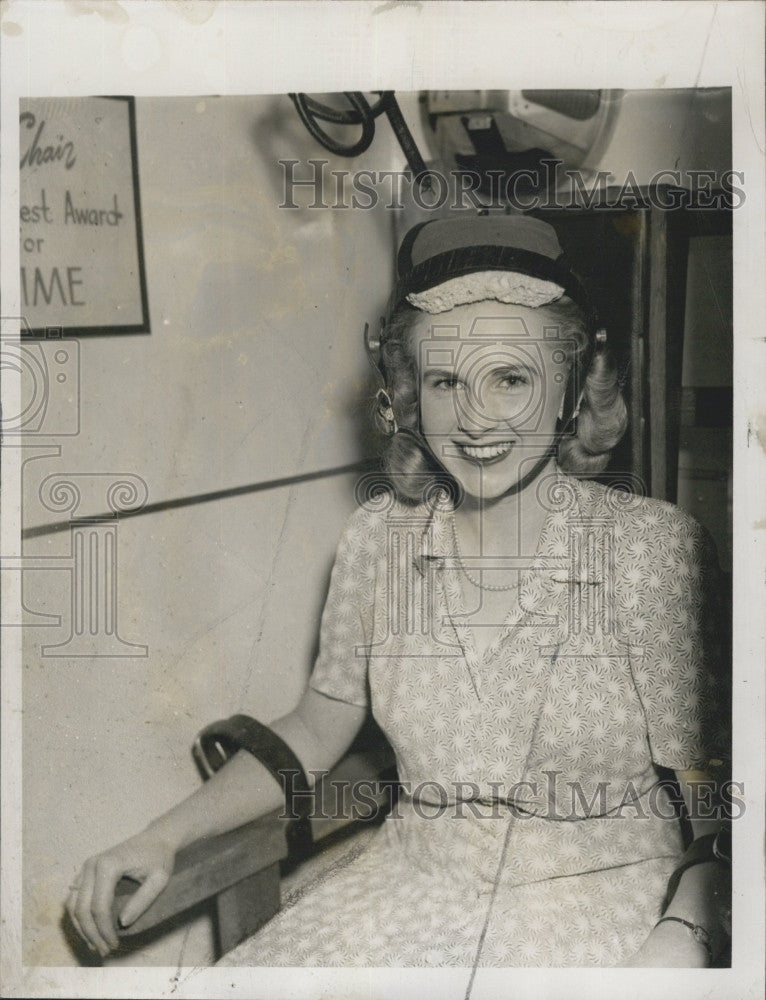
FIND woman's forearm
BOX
[142,690,367,853]
[143,748,287,851]
[622,826,730,965]
[659,767,731,959]
[67,691,367,955]
[662,858,731,958]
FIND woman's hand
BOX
[66,830,176,958]
[617,918,710,967]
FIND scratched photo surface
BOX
[18,83,735,962]
[2,5,764,1000]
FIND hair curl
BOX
[373,297,628,503]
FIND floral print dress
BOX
[221,470,727,968]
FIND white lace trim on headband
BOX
[406,270,565,314]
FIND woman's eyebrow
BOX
[489,362,539,375]
[423,361,538,373]
[422,362,541,380]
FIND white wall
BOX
[21,94,414,966]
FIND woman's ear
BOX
[572,388,585,419]
[557,365,573,422]
[376,387,399,436]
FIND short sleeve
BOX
[620,503,730,771]
[308,506,380,707]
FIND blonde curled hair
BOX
[374,297,628,503]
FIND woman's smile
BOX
[453,439,517,463]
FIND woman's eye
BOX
[498,373,528,389]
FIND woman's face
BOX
[412,300,573,502]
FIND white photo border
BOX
[1,2,764,998]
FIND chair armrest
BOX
[114,809,287,938]
[113,744,397,939]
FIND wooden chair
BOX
[110,732,731,967]
[113,736,396,958]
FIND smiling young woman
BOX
[67,213,730,969]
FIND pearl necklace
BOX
[450,514,521,592]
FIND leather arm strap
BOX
[194,714,314,855]
[663,828,732,912]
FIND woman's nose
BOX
[455,387,497,435]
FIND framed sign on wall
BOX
[19,95,149,336]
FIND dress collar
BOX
[411,466,595,585]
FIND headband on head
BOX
[392,214,595,322]
[367,214,600,379]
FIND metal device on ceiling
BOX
[289,89,623,202]
[421,90,623,198]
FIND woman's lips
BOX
[455,440,515,462]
